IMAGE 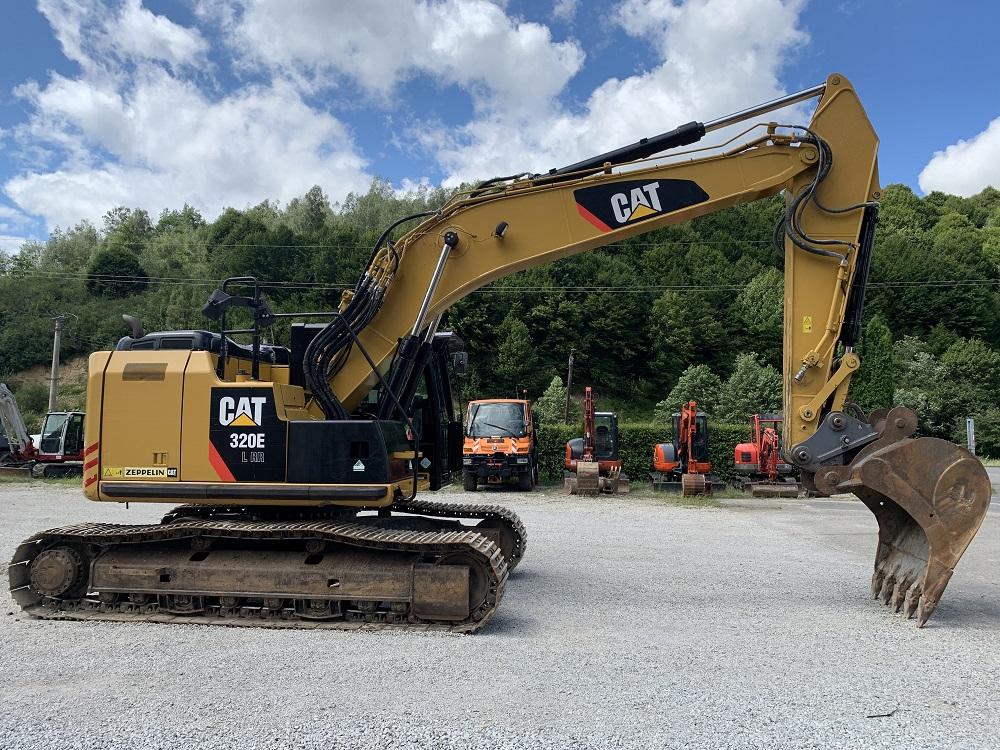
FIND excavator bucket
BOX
[566,462,629,495]
[812,408,991,626]
[681,473,709,496]
[566,460,601,495]
[749,481,802,498]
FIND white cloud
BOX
[552,0,579,22]
[5,0,813,236]
[209,0,584,113]
[39,0,208,71]
[431,0,809,184]
[0,235,36,253]
[112,0,209,69]
[5,1,370,232]
[0,205,33,225]
[918,117,1000,197]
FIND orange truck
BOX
[462,399,538,491]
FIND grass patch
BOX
[0,475,82,486]
[0,475,32,484]
[980,458,1000,467]
[651,493,722,509]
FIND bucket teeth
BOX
[903,585,921,620]
[878,574,896,605]
[870,570,885,599]
[890,576,913,612]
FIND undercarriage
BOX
[9,498,526,633]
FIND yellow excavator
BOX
[9,74,991,631]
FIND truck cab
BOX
[462,399,538,491]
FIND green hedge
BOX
[537,420,750,486]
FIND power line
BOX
[3,268,1000,293]
[13,237,780,252]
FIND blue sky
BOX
[1,0,997,251]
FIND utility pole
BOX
[564,348,575,424]
[48,313,74,412]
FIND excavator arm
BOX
[0,383,37,459]
[309,73,989,625]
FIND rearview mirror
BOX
[452,351,468,375]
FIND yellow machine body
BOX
[83,350,410,507]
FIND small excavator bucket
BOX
[681,473,709,496]
[749,481,802,498]
[566,462,629,495]
[566,461,601,495]
[812,408,991,626]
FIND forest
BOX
[1,180,998,456]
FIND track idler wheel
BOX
[813,408,991,626]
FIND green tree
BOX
[717,352,782,422]
[849,315,895,412]
[654,364,723,421]
[931,211,983,259]
[732,267,783,367]
[493,314,537,396]
[648,291,727,387]
[983,206,1000,270]
[103,207,154,255]
[156,204,205,234]
[533,375,580,425]
[85,248,149,298]
[16,382,49,414]
[938,337,1000,423]
[286,185,331,234]
[867,234,998,342]
[972,407,1000,458]
[875,184,938,239]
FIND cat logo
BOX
[573,178,709,232]
[218,395,267,427]
[610,182,663,224]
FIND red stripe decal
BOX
[84,475,97,488]
[85,442,99,456]
[84,458,98,470]
[208,442,236,482]
[576,203,612,232]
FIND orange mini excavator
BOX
[564,386,628,495]
[651,401,716,495]
[734,414,803,497]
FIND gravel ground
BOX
[1,479,998,750]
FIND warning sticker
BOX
[353,460,365,472]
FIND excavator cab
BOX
[38,412,85,458]
[593,412,619,461]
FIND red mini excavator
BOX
[0,383,85,478]
[733,414,803,497]
[564,386,628,495]
[651,401,716,495]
